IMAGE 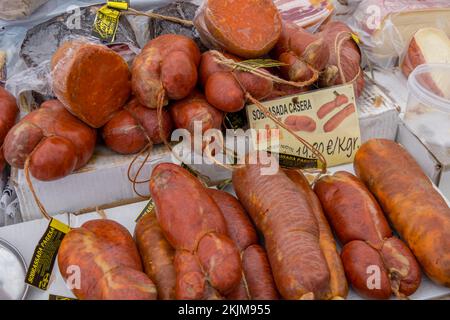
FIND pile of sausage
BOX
[0,0,366,183]
[2,0,449,301]
[59,138,450,300]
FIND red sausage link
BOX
[354,139,450,287]
[150,163,242,299]
[208,189,279,300]
[286,170,348,299]
[341,240,392,300]
[135,213,177,300]
[233,162,330,300]
[314,171,422,299]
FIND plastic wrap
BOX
[149,0,206,51]
[348,0,450,68]
[51,40,131,128]
[405,64,450,154]
[1,1,196,113]
[20,4,138,68]
[274,0,334,32]
[0,0,50,21]
[0,51,6,85]
[194,0,282,59]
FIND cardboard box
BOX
[12,145,172,222]
[0,164,448,300]
[397,122,450,199]
[358,75,401,142]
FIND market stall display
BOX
[0,0,49,21]
[0,0,448,303]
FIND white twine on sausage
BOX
[197,55,328,177]
[210,51,319,88]
[127,90,213,198]
[123,7,194,26]
[333,31,363,90]
[24,158,52,221]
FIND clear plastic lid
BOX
[407,63,450,113]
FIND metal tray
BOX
[0,238,28,300]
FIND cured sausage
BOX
[273,23,329,84]
[199,51,273,112]
[149,163,242,299]
[170,91,223,134]
[285,170,348,299]
[233,161,330,300]
[58,219,157,300]
[314,171,422,299]
[319,22,365,97]
[51,41,131,128]
[195,0,282,59]
[0,87,19,173]
[3,100,96,181]
[354,139,450,287]
[102,98,173,154]
[132,35,200,109]
[135,212,176,300]
[208,189,279,300]
[200,51,273,113]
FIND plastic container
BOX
[405,64,450,155]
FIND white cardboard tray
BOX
[0,164,448,300]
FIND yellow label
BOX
[246,84,361,168]
[351,33,361,45]
[135,198,155,223]
[49,294,77,301]
[25,219,71,290]
[107,1,129,10]
[92,5,121,42]
[50,218,71,234]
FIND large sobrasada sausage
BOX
[233,162,331,300]
[149,163,242,299]
[285,170,348,299]
[315,171,421,299]
[135,212,176,300]
[208,189,279,300]
[58,219,157,300]
[354,139,450,287]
